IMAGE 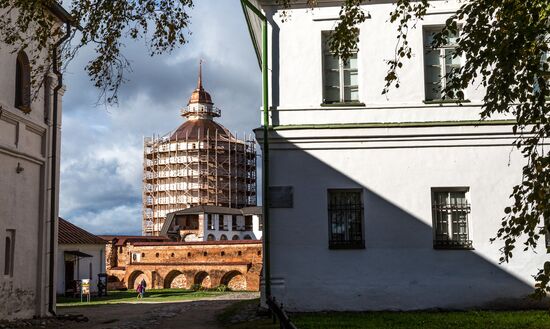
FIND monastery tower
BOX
[142,64,257,236]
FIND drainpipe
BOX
[240,0,270,298]
[49,21,71,316]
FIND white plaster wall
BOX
[263,0,510,126]
[253,215,263,240]
[56,244,106,295]
[0,22,63,319]
[203,214,262,241]
[262,125,547,311]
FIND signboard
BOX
[81,279,91,302]
[81,279,90,295]
[269,186,294,208]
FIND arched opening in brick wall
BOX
[194,271,211,288]
[128,270,147,289]
[221,270,247,291]
[164,270,187,289]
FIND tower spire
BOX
[198,59,203,90]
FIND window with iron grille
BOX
[432,189,473,249]
[328,189,364,249]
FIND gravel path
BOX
[53,292,259,329]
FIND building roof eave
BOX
[241,0,263,69]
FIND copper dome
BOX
[170,119,234,141]
[188,61,213,105]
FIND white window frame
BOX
[423,26,462,101]
[431,187,473,249]
[322,31,359,104]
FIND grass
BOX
[291,311,550,329]
[222,299,550,329]
[57,288,226,307]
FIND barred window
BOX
[432,189,473,249]
[328,189,364,249]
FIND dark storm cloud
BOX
[59,0,261,234]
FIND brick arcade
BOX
[103,236,262,292]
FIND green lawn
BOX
[291,311,550,329]
[57,288,226,307]
[222,299,550,329]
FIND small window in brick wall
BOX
[171,253,175,257]
[155,253,159,258]
[238,251,242,256]
[221,251,225,256]
[203,252,208,256]
[141,253,145,258]
[187,252,191,257]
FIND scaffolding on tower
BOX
[142,63,257,236]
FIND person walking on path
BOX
[140,278,147,297]
[136,283,143,299]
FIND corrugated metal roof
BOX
[58,218,107,245]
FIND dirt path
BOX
[54,292,259,329]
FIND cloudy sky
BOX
[59,0,261,235]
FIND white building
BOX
[0,3,73,320]
[56,218,107,296]
[161,206,263,242]
[242,0,549,311]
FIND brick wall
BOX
[106,240,262,291]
